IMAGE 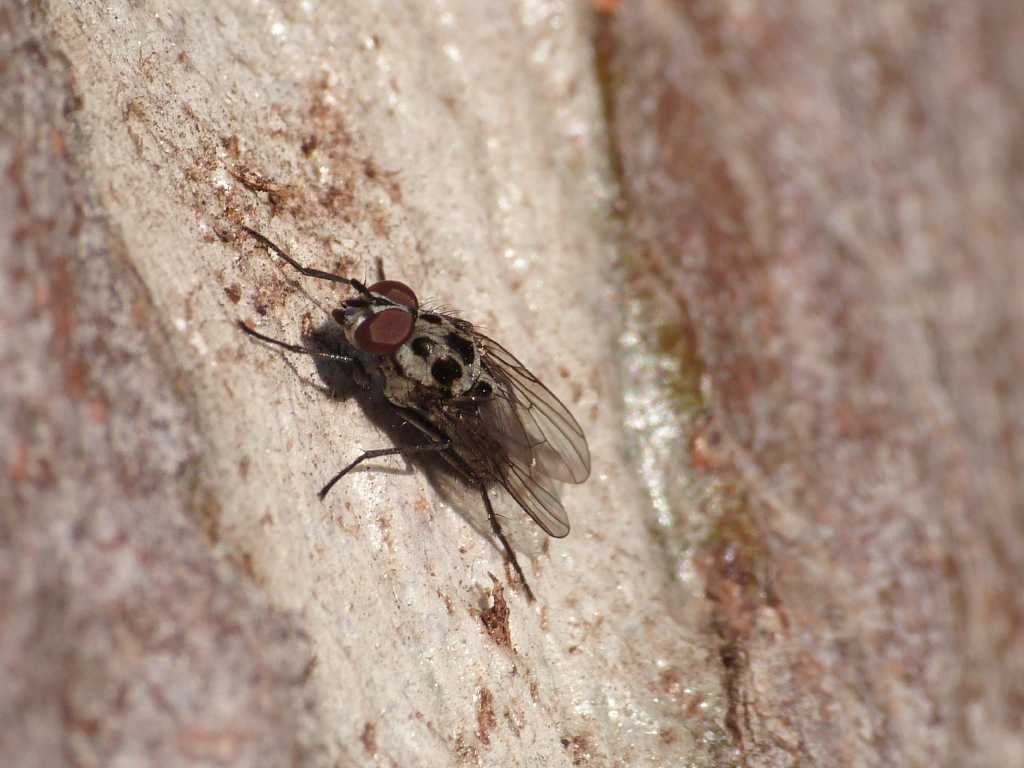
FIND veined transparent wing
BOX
[475,332,591,484]
[450,390,573,539]
[445,331,590,539]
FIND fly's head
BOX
[332,279,419,356]
[332,280,487,403]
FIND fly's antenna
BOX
[350,279,372,296]
[358,255,387,290]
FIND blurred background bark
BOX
[2,1,1021,766]
[608,2,1024,764]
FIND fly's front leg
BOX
[238,226,373,297]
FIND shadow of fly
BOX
[236,227,590,601]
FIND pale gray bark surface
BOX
[4,1,708,766]
[2,1,1022,767]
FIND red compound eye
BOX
[353,308,414,355]
[369,280,418,310]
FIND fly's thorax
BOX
[389,314,482,399]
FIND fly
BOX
[236,226,591,601]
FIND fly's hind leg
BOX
[479,486,536,603]
[401,411,536,601]
[325,406,537,602]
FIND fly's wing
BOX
[475,333,591,484]
[451,393,573,538]
[501,456,571,538]
[447,332,590,539]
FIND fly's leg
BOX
[238,321,354,364]
[480,486,536,603]
[239,226,372,296]
[399,409,538,602]
[321,404,538,602]
[318,439,452,500]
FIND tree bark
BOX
[609,1,1024,765]
[2,1,1021,766]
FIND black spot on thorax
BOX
[431,357,462,387]
[445,332,475,365]
[411,336,433,358]
[421,313,442,324]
